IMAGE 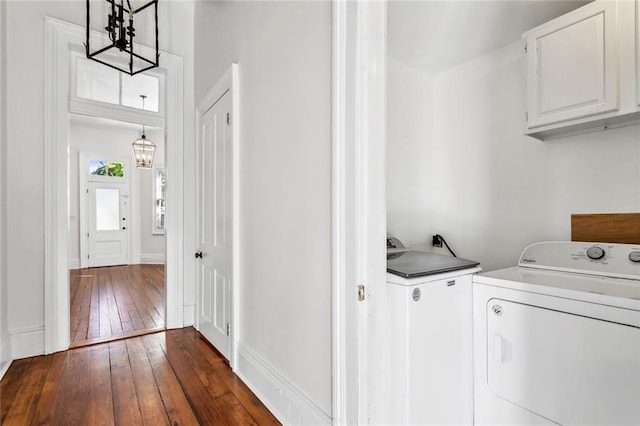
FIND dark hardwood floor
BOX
[0,328,280,425]
[70,264,165,347]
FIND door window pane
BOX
[121,73,160,112]
[95,188,120,231]
[76,58,120,105]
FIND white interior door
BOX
[87,181,129,267]
[197,89,233,360]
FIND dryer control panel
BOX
[518,241,640,280]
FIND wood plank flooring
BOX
[0,328,280,425]
[70,264,165,347]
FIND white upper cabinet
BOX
[524,1,618,133]
[522,0,640,140]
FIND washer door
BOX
[487,298,640,425]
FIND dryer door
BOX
[487,298,640,425]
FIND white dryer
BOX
[473,241,640,425]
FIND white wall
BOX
[68,116,165,267]
[386,57,435,251]
[5,1,194,356]
[387,40,640,272]
[194,1,332,423]
[0,0,11,376]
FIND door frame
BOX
[195,63,240,369]
[331,1,387,424]
[79,152,132,269]
[43,17,185,353]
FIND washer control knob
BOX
[629,251,640,263]
[586,246,605,260]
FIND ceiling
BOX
[387,0,592,74]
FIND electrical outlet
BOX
[432,235,443,248]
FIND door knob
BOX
[195,251,203,259]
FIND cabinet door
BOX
[525,1,618,129]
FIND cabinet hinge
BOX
[226,113,231,125]
[358,284,365,301]
[226,322,230,336]
[524,43,527,54]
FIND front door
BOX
[87,181,129,267]
[196,89,233,360]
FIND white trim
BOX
[10,326,45,359]
[44,17,73,354]
[332,1,388,423]
[70,98,165,129]
[195,63,240,368]
[44,17,185,354]
[355,2,388,424]
[163,48,186,330]
[183,303,195,327]
[0,359,11,381]
[236,342,332,425]
[140,253,165,264]
[69,258,81,269]
[331,1,355,424]
[231,64,240,369]
[0,0,9,375]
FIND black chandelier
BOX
[85,0,159,76]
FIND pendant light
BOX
[85,0,160,76]
[132,95,156,169]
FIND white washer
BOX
[386,250,481,425]
[473,241,640,425]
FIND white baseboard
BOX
[10,326,44,359]
[140,254,165,264]
[0,359,12,381]
[236,342,331,425]
[183,304,195,326]
[69,258,80,269]
[0,332,12,380]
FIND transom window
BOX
[75,56,160,112]
[89,160,125,178]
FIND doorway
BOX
[44,18,186,354]
[69,115,167,347]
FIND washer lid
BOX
[387,250,479,278]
